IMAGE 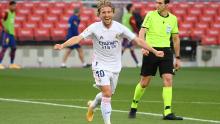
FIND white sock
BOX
[101,97,111,124]
[91,92,102,109]
[83,62,87,66]
[61,63,66,66]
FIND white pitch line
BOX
[17,98,220,105]
[0,98,220,124]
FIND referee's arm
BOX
[172,33,180,58]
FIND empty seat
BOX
[34,28,50,41]
[44,14,59,23]
[203,8,217,16]
[28,15,42,22]
[211,22,220,29]
[16,8,32,15]
[22,21,38,29]
[206,28,219,38]
[39,22,54,29]
[179,28,191,38]
[15,14,27,22]
[33,8,47,15]
[201,36,218,45]
[191,28,205,40]
[53,2,67,9]
[17,28,34,41]
[78,23,87,33]
[187,8,202,16]
[69,2,82,9]
[55,21,69,30]
[198,15,213,23]
[179,22,194,29]
[194,22,209,29]
[50,28,66,42]
[48,7,63,16]
[183,15,198,23]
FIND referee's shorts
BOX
[140,47,174,77]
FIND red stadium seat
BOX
[214,15,220,22]
[80,15,90,26]
[176,2,191,9]
[211,22,220,29]
[78,23,87,33]
[17,28,34,41]
[23,2,35,8]
[15,14,27,22]
[81,8,95,17]
[183,15,198,23]
[192,3,205,9]
[39,22,54,29]
[50,28,66,42]
[48,7,63,16]
[28,15,42,23]
[22,21,38,29]
[69,2,82,9]
[132,2,143,10]
[179,28,191,39]
[55,21,69,30]
[44,14,59,23]
[201,36,218,45]
[203,8,217,16]
[16,8,32,15]
[64,8,74,16]
[53,2,67,9]
[59,14,70,22]
[172,8,186,16]
[15,22,22,29]
[34,28,50,41]
[38,2,51,8]
[194,22,209,29]
[33,8,47,15]
[209,2,220,9]
[191,28,205,40]
[146,2,155,10]
[198,15,213,23]
[206,28,220,38]
[179,22,194,29]
[187,8,202,16]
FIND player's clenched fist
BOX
[54,44,64,50]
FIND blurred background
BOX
[0,0,220,68]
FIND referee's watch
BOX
[176,56,181,59]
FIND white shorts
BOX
[92,69,119,94]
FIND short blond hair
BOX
[97,0,115,16]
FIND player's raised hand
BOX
[141,48,149,56]
[155,51,164,57]
[54,44,64,50]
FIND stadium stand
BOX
[0,1,219,46]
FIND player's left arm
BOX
[172,33,181,70]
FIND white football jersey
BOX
[80,21,136,72]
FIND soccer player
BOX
[0,1,20,69]
[61,8,90,68]
[121,4,140,67]
[54,1,164,124]
[128,0,183,120]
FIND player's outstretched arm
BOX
[54,35,83,50]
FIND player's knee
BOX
[163,76,173,86]
[140,77,151,88]
[102,90,112,97]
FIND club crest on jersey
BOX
[115,34,121,40]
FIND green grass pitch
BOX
[0,67,220,124]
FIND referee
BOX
[128,0,183,120]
